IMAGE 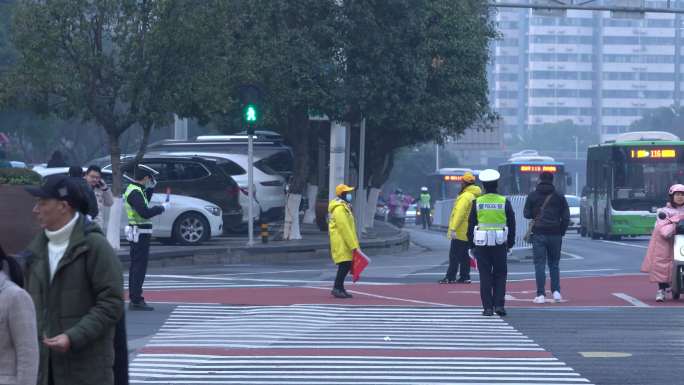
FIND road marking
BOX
[130,305,594,384]
[411,269,619,277]
[600,240,648,249]
[306,286,453,307]
[612,293,650,307]
[579,352,632,358]
[561,251,584,260]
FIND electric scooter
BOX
[661,211,684,300]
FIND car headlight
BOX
[205,206,221,216]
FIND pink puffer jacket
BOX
[641,204,684,283]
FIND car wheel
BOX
[172,212,210,245]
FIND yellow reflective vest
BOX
[328,198,360,264]
[448,184,482,241]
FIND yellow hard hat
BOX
[462,172,476,183]
[335,184,354,197]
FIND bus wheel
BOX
[580,227,587,237]
[590,230,600,240]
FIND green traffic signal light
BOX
[244,104,258,123]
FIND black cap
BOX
[26,174,83,210]
[540,172,554,182]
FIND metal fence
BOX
[433,195,532,250]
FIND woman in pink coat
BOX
[641,184,684,302]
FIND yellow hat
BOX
[335,184,355,197]
[462,172,476,183]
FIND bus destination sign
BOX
[443,175,464,182]
[630,148,677,160]
[519,165,558,173]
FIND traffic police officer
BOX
[467,169,516,317]
[125,164,166,311]
[419,186,431,229]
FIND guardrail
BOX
[433,195,532,250]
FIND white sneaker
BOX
[533,295,545,304]
[656,289,665,302]
[553,291,562,303]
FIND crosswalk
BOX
[130,305,593,384]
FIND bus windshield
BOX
[612,148,684,210]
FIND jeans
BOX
[334,261,352,290]
[129,233,151,303]
[532,234,562,296]
[474,246,508,310]
[445,239,470,281]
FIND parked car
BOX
[565,194,581,233]
[146,134,294,180]
[102,154,244,232]
[32,166,223,245]
[152,151,287,222]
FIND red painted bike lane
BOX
[140,274,683,308]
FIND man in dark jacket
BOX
[24,174,124,385]
[523,171,570,304]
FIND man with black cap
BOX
[23,174,124,385]
[467,169,516,317]
[125,164,167,311]
[524,171,570,305]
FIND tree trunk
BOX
[133,123,152,165]
[282,108,310,240]
[365,187,382,230]
[364,150,394,229]
[302,183,318,224]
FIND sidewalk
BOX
[117,221,409,267]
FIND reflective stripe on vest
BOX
[124,184,152,226]
[476,194,506,230]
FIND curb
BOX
[117,230,410,268]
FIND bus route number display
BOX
[519,165,558,173]
[443,175,464,182]
[629,148,677,160]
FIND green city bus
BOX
[582,131,684,239]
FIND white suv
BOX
[156,151,287,221]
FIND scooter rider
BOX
[641,184,684,302]
[467,169,516,317]
[125,164,167,311]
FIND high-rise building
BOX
[489,1,684,142]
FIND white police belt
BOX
[474,225,508,247]
[125,225,153,243]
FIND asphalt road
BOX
[124,225,683,385]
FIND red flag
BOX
[352,249,371,283]
[468,249,478,270]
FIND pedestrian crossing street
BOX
[130,305,593,384]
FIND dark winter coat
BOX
[24,217,124,385]
[523,182,570,236]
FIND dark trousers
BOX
[114,314,129,385]
[532,234,562,296]
[129,233,151,303]
[445,239,470,281]
[475,245,508,310]
[420,208,431,229]
[334,261,352,290]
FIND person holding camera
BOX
[84,165,114,231]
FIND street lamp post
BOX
[573,135,579,196]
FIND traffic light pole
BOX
[247,128,254,247]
